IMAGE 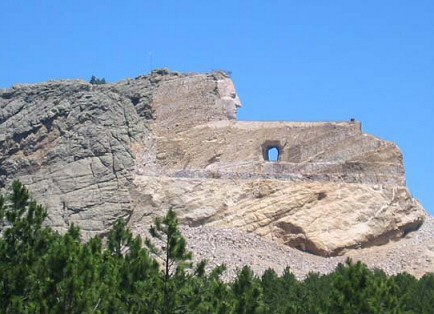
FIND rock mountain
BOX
[0,70,429,261]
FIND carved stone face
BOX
[217,78,242,120]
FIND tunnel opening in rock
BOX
[262,141,282,162]
[267,147,280,162]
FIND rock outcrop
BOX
[0,70,427,257]
[0,80,147,235]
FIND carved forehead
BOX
[217,77,237,97]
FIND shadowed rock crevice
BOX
[0,70,428,256]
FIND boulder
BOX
[0,70,427,255]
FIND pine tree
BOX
[299,272,333,314]
[330,259,372,313]
[410,273,434,314]
[107,219,160,312]
[392,272,417,312]
[0,181,54,313]
[145,208,193,314]
[233,265,266,314]
[89,75,97,85]
[181,263,231,314]
[1,181,433,313]
[89,75,107,85]
[329,258,402,314]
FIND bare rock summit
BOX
[0,70,429,264]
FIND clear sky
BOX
[1,1,433,214]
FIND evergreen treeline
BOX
[89,75,107,85]
[0,181,433,313]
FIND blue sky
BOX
[1,1,433,214]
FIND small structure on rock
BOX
[0,70,426,256]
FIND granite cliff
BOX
[0,70,428,260]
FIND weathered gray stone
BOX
[0,70,428,258]
[0,80,147,234]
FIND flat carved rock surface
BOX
[0,71,430,276]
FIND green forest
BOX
[0,181,433,314]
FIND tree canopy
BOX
[0,180,433,313]
[89,75,107,85]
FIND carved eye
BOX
[230,93,236,99]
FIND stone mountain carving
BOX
[0,70,427,256]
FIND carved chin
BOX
[220,98,237,119]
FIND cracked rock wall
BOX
[0,70,427,255]
[0,80,147,235]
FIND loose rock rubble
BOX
[1,70,428,260]
[168,216,433,280]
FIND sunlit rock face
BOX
[0,70,426,255]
